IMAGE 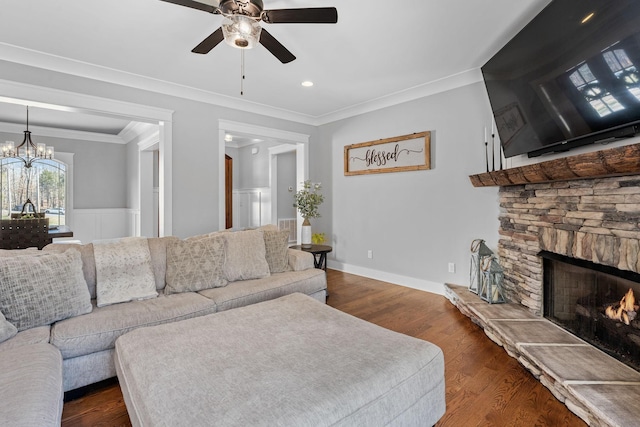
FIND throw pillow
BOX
[147,236,180,291]
[43,243,97,298]
[0,250,92,331]
[0,311,17,343]
[94,237,158,307]
[165,236,227,295]
[262,229,291,273]
[223,230,271,282]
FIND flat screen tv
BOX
[482,0,640,158]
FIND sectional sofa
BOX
[0,228,326,426]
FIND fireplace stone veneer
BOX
[498,175,640,315]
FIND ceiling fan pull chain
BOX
[240,49,245,96]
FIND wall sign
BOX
[344,131,431,176]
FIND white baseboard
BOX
[327,260,445,296]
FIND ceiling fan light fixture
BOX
[222,15,262,49]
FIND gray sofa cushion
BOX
[147,236,179,291]
[51,293,218,359]
[94,237,158,307]
[0,326,50,352]
[114,293,445,427]
[223,230,270,281]
[0,311,17,343]
[43,243,97,298]
[165,236,227,295]
[0,250,92,331]
[262,229,291,273]
[0,343,63,427]
[198,268,326,311]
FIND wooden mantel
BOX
[469,142,640,187]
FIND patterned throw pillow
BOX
[165,236,227,295]
[0,249,92,331]
[0,311,17,343]
[223,230,271,282]
[94,237,158,307]
[262,229,291,273]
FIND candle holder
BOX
[480,255,505,304]
[470,239,493,294]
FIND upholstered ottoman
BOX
[114,293,445,426]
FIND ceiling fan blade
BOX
[259,29,296,64]
[158,0,218,14]
[262,7,338,24]
[192,27,225,54]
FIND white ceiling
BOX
[0,0,551,135]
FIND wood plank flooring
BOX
[61,270,586,426]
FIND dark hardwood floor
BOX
[61,269,586,426]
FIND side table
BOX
[290,244,332,270]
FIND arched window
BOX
[0,159,67,226]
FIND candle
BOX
[484,127,487,142]
[491,120,495,135]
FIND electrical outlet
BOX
[367,250,373,259]
[448,262,456,273]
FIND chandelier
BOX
[1,107,54,168]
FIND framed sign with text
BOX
[344,131,431,176]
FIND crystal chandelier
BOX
[2,107,54,168]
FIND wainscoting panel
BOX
[232,188,271,230]
[68,209,133,244]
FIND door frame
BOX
[217,120,309,241]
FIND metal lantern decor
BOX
[469,239,493,294]
[479,255,505,304]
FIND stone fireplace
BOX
[498,174,640,316]
[453,143,640,426]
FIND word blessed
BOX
[351,143,423,168]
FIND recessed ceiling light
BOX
[301,81,314,87]
[224,134,233,142]
[581,12,595,24]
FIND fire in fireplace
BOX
[542,251,640,372]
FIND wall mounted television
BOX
[482,0,640,158]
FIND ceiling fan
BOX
[160,0,338,63]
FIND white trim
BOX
[122,122,159,148]
[0,43,315,125]
[0,121,125,144]
[268,144,297,229]
[0,43,482,126]
[328,260,446,296]
[218,120,309,231]
[218,120,310,143]
[316,68,483,125]
[0,79,172,123]
[0,79,174,237]
[55,152,74,230]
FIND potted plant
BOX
[293,180,324,248]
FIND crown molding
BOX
[0,121,125,144]
[121,121,159,147]
[314,68,483,125]
[0,43,482,127]
[0,43,315,125]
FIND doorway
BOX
[218,120,309,242]
[225,154,232,229]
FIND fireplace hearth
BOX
[542,251,640,373]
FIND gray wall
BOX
[0,131,127,209]
[318,82,500,290]
[277,151,296,219]
[0,59,502,292]
[0,59,317,238]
